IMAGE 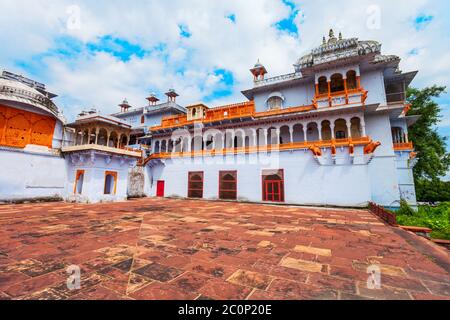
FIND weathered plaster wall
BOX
[0,148,66,201]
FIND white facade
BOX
[65,152,137,203]
[0,31,419,209]
[146,31,419,208]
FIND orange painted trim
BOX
[104,171,118,195]
[145,137,372,162]
[0,104,56,149]
[393,142,414,151]
[73,170,85,194]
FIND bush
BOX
[397,199,415,216]
[396,202,450,240]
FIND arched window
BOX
[321,121,332,141]
[219,171,237,200]
[188,172,203,198]
[351,117,362,138]
[318,76,328,95]
[267,96,283,110]
[192,108,197,117]
[330,74,344,93]
[334,119,347,139]
[104,171,117,195]
[346,70,357,90]
[109,132,118,148]
[120,134,128,148]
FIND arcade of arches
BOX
[153,117,365,153]
[72,125,131,149]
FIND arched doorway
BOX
[262,170,284,202]
[188,172,203,198]
[74,170,85,194]
[219,171,237,200]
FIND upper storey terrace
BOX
[150,30,416,137]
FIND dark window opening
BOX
[330,74,345,93]
[219,171,237,200]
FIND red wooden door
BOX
[264,180,283,202]
[156,180,165,197]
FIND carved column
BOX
[95,128,99,145]
[303,125,308,142]
[361,119,366,137]
[346,119,352,138]
[318,122,322,141]
[288,125,293,144]
[263,129,268,146]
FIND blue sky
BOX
[0,0,449,154]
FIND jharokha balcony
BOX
[313,71,368,109]
[393,142,414,151]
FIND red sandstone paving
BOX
[0,198,449,300]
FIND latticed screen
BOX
[219,171,237,200]
[188,172,203,198]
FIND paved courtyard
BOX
[0,198,449,300]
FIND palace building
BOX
[0,30,418,208]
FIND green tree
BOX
[407,86,450,182]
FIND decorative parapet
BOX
[253,72,302,87]
[393,142,414,151]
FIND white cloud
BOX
[0,0,449,123]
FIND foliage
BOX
[397,199,415,216]
[407,86,450,181]
[415,179,450,202]
[396,202,450,240]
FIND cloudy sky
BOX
[0,0,449,143]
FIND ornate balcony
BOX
[393,142,414,151]
[313,88,368,109]
[151,101,255,131]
